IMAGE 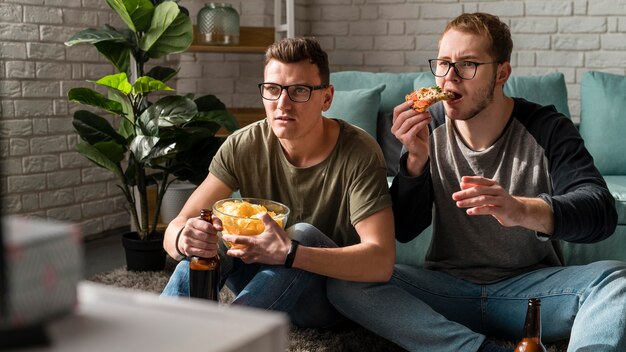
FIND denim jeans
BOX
[161,223,346,329]
[327,260,626,352]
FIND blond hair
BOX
[443,13,513,63]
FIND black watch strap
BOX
[284,239,300,268]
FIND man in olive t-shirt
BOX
[161,37,395,329]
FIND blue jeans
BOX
[328,261,626,352]
[161,223,346,329]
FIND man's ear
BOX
[321,85,334,112]
[497,62,512,85]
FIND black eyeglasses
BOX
[428,59,500,80]
[258,83,327,103]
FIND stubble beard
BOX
[455,73,497,122]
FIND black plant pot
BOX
[121,232,166,272]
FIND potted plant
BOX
[65,0,239,271]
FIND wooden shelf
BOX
[188,26,275,53]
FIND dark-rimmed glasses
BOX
[258,83,327,102]
[428,59,499,80]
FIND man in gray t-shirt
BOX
[328,13,625,352]
[161,37,394,329]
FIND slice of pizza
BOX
[405,86,455,113]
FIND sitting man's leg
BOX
[568,260,626,350]
[161,258,191,297]
[494,260,626,351]
[230,223,346,329]
[327,264,488,352]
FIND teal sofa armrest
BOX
[579,71,626,175]
[557,72,626,266]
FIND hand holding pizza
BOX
[391,86,454,176]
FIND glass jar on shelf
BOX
[197,3,240,45]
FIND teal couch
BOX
[328,70,626,267]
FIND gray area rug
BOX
[89,266,567,352]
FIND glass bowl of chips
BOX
[212,198,290,248]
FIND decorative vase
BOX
[121,232,166,272]
[197,3,240,45]
[160,183,197,224]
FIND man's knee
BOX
[591,260,626,286]
[586,260,626,281]
[287,223,337,248]
[326,278,376,307]
[161,259,190,297]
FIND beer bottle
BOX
[188,208,220,301]
[514,298,547,352]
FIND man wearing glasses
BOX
[161,37,395,329]
[328,12,625,352]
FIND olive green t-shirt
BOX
[209,118,392,247]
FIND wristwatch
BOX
[284,239,300,268]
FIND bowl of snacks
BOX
[212,198,290,248]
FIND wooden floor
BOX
[83,229,127,278]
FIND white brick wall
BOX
[1,0,126,236]
[2,0,626,238]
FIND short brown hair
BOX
[265,37,330,86]
[443,13,513,63]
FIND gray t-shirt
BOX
[210,118,392,247]
[427,116,562,283]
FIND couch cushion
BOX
[579,71,626,175]
[504,72,571,118]
[395,226,432,267]
[562,225,626,265]
[331,71,434,113]
[412,74,438,92]
[325,84,386,138]
[377,112,402,176]
[605,176,626,225]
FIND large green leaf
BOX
[65,26,132,75]
[124,0,155,32]
[131,76,172,95]
[129,135,162,162]
[93,140,126,164]
[64,27,127,46]
[136,110,159,137]
[168,137,223,185]
[146,139,178,163]
[76,141,124,177]
[68,88,124,115]
[139,1,192,58]
[106,0,138,32]
[107,89,135,139]
[195,110,239,132]
[94,41,131,76]
[141,95,197,129]
[95,73,132,95]
[195,94,226,111]
[145,66,178,83]
[73,110,127,146]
